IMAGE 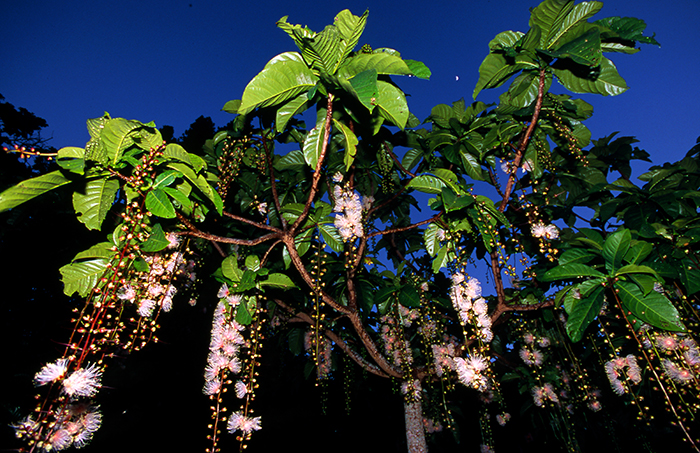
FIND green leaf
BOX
[73,178,119,230]
[565,283,605,342]
[554,57,628,96]
[101,118,148,165]
[163,143,206,172]
[334,9,368,67]
[333,118,359,170]
[540,263,606,281]
[145,188,176,219]
[541,26,602,66]
[602,229,630,274]
[72,242,116,261]
[529,0,575,48]
[0,170,72,212]
[473,53,527,100]
[404,59,431,79]
[341,68,378,111]
[60,258,109,297]
[303,119,326,168]
[499,70,540,108]
[276,92,311,133]
[163,186,193,212]
[549,1,603,49]
[153,170,179,189]
[318,223,344,252]
[239,52,318,116]
[432,245,450,273]
[221,255,242,282]
[615,264,658,278]
[407,175,446,194]
[222,99,241,114]
[56,147,85,174]
[679,258,700,295]
[260,273,297,289]
[339,52,413,79]
[424,223,441,257]
[276,149,307,172]
[488,30,525,50]
[141,223,169,252]
[558,248,596,265]
[399,286,420,308]
[245,255,261,272]
[375,80,409,129]
[616,280,685,332]
[166,162,222,215]
[594,16,659,46]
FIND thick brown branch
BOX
[491,297,555,324]
[180,230,279,246]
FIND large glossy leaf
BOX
[548,1,603,49]
[339,53,413,79]
[407,175,446,194]
[72,242,116,261]
[473,53,528,100]
[239,52,318,116]
[499,70,540,108]
[488,30,525,51]
[260,273,297,290]
[0,170,72,212]
[679,257,700,295]
[558,248,597,265]
[594,16,659,46]
[540,263,606,281]
[56,147,86,174]
[341,69,378,112]
[565,283,605,342]
[166,162,222,215]
[375,80,408,129]
[541,26,602,66]
[318,223,343,252]
[303,119,326,168]
[146,188,176,219]
[554,57,628,96]
[72,178,119,230]
[529,0,575,48]
[101,118,149,165]
[616,280,685,332]
[163,143,206,172]
[141,223,169,252]
[334,9,368,68]
[602,229,630,274]
[333,119,359,170]
[404,59,431,79]
[276,92,311,133]
[60,258,110,297]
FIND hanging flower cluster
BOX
[453,354,490,391]
[304,330,333,378]
[449,274,493,342]
[332,174,372,242]
[531,383,560,407]
[13,360,104,450]
[604,354,642,395]
[203,291,246,396]
[117,248,196,318]
[518,332,548,367]
[379,314,412,367]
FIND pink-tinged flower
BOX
[165,232,181,250]
[46,428,73,451]
[656,335,679,351]
[160,296,173,312]
[257,202,267,215]
[226,294,243,307]
[481,444,495,453]
[662,359,695,384]
[34,358,69,386]
[538,337,551,348]
[203,378,222,396]
[451,273,465,285]
[117,285,136,301]
[138,299,156,317]
[227,411,262,435]
[531,222,559,239]
[587,399,602,412]
[332,172,343,183]
[235,381,248,399]
[467,355,488,372]
[521,159,534,173]
[480,328,494,343]
[217,283,230,299]
[522,332,535,344]
[625,354,642,384]
[62,364,102,397]
[496,413,511,426]
[473,298,488,315]
[423,417,443,433]
[148,283,164,297]
[465,278,482,300]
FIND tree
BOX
[3,2,699,452]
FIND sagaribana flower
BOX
[496,412,511,426]
[656,334,679,351]
[531,222,559,240]
[34,358,69,386]
[532,383,559,406]
[453,354,490,391]
[333,183,365,241]
[604,354,642,394]
[62,364,102,397]
[662,358,695,384]
[227,411,262,435]
[165,232,181,250]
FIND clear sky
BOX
[3,0,699,175]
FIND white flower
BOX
[62,363,102,397]
[138,299,156,317]
[227,411,262,435]
[332,172,343,183]
[34,358,69,386]
[235,381,248,399]
[165,232,181,249]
